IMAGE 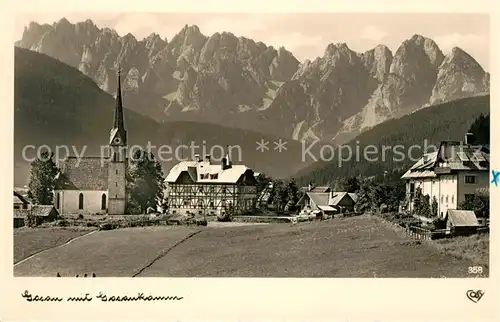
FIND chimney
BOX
[222,146,232,169]
[465,132,473,145]
[194,154,201,162]
[205,154,211,164]
[308,182,313,191]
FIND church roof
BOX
[55,157,109,190]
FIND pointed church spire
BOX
[114,66,125,130]
[110,65,127,145]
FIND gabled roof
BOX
[348,193,358,203]
[165,160,254,184]
[55,157,109,190]
[31,205,59,217]
[446,209,479,227]
[329,192,348,206]
[435,141,489,171]
[13,191,29,204]
[306,192,331,207]
[401,142,490,180]
[300,191,355,208]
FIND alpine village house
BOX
[53,69,128,215]
[401,134,490,221]
[165,153,259,217]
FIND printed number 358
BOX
[468,266,483,274]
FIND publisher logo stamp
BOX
[466,290,485,303]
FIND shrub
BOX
[196,218,208,226]
[99,223,116,230]
[56,219,69,227]
[217,211,231,222]
[25,211,38,228]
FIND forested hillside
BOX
[294,95,490,187]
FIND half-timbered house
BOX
[165,154,258,216]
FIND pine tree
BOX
[431,196,438,217]
[27,151,59,205]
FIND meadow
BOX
[13,215,488,277]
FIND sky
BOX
[15,13,490,70]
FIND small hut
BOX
[445,210,479,236]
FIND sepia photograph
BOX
[12,10,492,281]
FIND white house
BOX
[401,139,489,218]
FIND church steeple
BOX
[109,66,127,146]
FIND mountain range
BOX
[14,47,314,186]
[16,18,490,144]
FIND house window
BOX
[451,195,454,204]
[198,187,203,193]
[445,195,448,203]
[101,194,106,210]
[116,169,118,175]
[210,201,215,208]
[56,192,60,209]
[465,175,476,184]
[78,193,84,210]
[116,182,118,187]
[441,195,444,203]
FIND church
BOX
[53,69,128,215]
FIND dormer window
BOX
[210,174,218,179]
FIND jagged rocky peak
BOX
[269,46,300,81]
[360,44,393,81]
[322,42,359,65]
[429,46,488,105]
[165,24,207,64]
[179,24,206,44]
[390,34,444,78]
[75,19,97,30]
[142,32,167,58]
[19,22,52,49]
[324,42,351,56]
[445,46,484,71]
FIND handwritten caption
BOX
[21,290,184,302]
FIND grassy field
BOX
[433,233,489,268]
[13,215,488,277]
[13,227,95,264]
